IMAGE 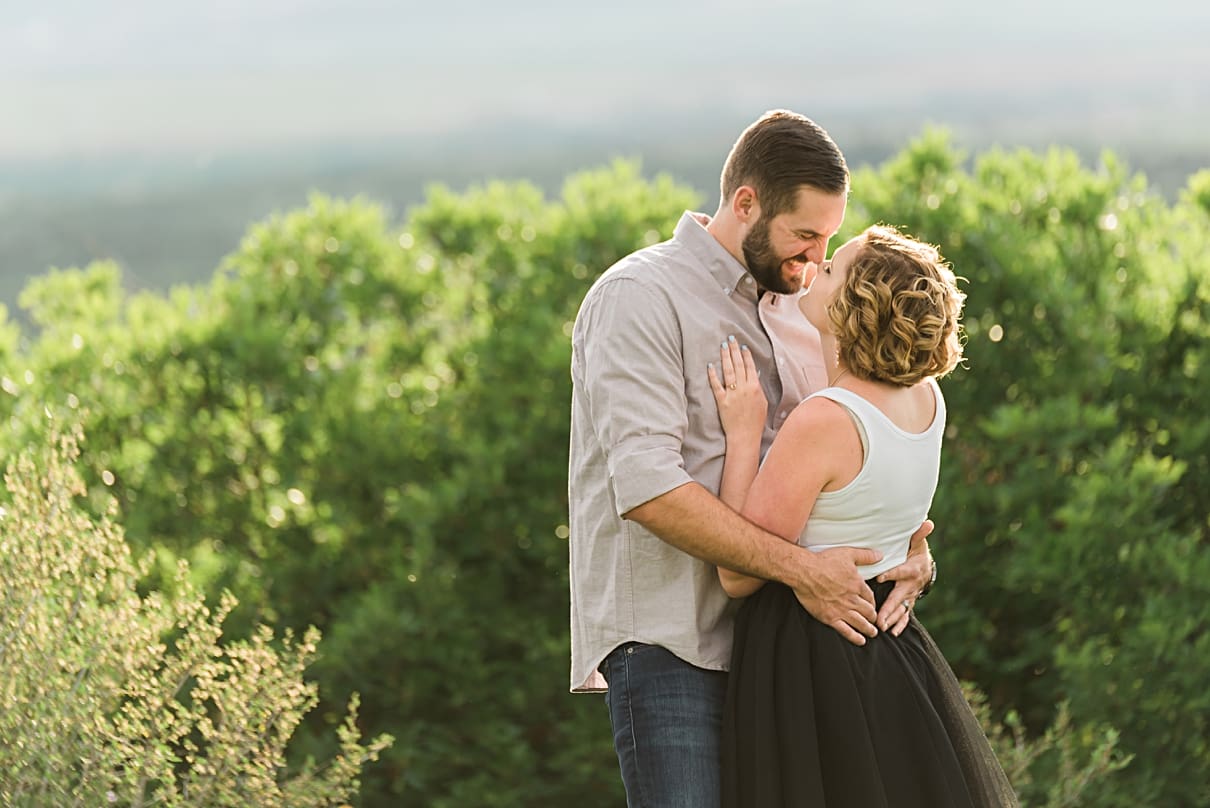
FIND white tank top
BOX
[798,378,945,579]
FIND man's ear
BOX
[731,186,760,224]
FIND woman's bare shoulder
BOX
[780,395,856,445]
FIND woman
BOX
[708,225,1016,807]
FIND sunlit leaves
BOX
[0,423,391,804]
[2,147,1208,806]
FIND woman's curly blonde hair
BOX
[828,225,965,387]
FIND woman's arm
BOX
[710,340,858,598]
[708,338,771,597]
[708,337,765,513]
[724,400,854,597]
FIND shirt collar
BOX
[673,211,760,302]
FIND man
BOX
[568,110,935,807]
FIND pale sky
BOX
[2,0,1208,159]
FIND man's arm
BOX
[626,483,883,646]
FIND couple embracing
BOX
[568,110,1016,807]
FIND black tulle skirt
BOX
[721,580,1018,808]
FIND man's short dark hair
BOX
[720,110,849,218]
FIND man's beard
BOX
[742,216,804,295]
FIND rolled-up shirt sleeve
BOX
[574,274,694,516]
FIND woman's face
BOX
[800,233,862,333]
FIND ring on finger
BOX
[902,601,911,613]
[728,383,736,390]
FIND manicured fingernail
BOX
[728,335,737,343]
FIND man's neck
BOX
[705,208,746,268]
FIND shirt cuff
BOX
[609,444,694,517]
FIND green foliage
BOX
[0,305,17,369]
[850,131,1210,805]
[1184,168,1210,215]
[0,419,390,806]
[0,163,698,805]
[2,147,1208,805]
[966,686,1130,808]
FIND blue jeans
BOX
[600,642,728,808]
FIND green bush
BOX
[0,419,391,805]
[1,145,1207,805]
[850,130,1210,805]
[965,686,1129,808]
[0,169,694,805]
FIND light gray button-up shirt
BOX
[568,212,827,692]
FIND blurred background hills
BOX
[2,0,1208,316]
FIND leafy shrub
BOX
[2,146,1207,804]
[0,419,391,806]
[966,686,1130,807]
[852,130,1210,806]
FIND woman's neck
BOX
[819,333,845,385]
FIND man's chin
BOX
[749,266,800,295]
[772,274,804,295]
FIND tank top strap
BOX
[806,379,945,440]
[805,386,882,430]
[804,386,876,459]
[927,377,946,430]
